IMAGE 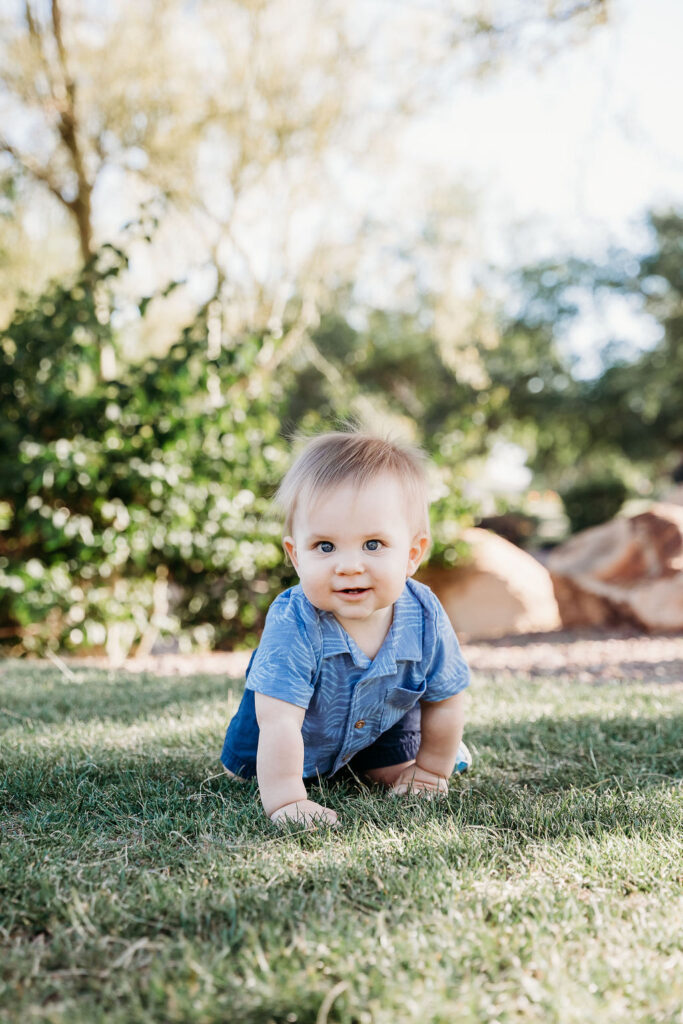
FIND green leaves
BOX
[1,245,487,656]
[0,253,295,656]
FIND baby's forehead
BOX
[306,471,407,505]
[293,472,418,530]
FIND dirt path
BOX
[53,627,683,685]
[464,628,683,685]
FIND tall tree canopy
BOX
[1,0,609,325]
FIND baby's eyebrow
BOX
[305,535,334,546]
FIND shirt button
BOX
[354,720,366,729]
[342,753,351,763]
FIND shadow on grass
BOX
[463,713,683,786]
[2,712,681,832]
[2,666,681,879]
[3,667,681,1022]
[2,712,681,963]
[3,706,681,779]
[2,752,681,953]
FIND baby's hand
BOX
[391,763,449,798]
[270,799,339,829]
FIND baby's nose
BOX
[335,552,364,574]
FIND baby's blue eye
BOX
[318,541,334,553]
[364,539,382,551]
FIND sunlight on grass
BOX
[1,701,235,758]
[1,661,682,1023]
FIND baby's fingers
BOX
[391,781,448,799]
[306,807,340,828]
[270,800,339,829]
[392,786,439,799]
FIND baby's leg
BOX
[365,743,471,788]
[347,707,421,786]
[363,760,416,787]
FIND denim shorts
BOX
[220,699,422,782]
[345,704,421,775]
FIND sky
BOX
[396,0,682,485]
[388,0,682,377]
[402,0,683,265]
[9,0,680,373]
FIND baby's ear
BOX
[406,532,430,576]
[283,536,298,569]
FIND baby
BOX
[220,431,471,826]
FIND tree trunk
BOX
[52,0,93,264]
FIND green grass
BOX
[1,661,682,1024]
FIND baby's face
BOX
[283,473,428,630]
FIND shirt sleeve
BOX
[421,593,470,702]
[244,591,318,709]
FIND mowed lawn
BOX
[1,661,682,1024]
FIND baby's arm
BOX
[254,693,338,826]
[392,691,466,796]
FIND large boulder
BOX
[546,503,683,631]
[418,527,561,640]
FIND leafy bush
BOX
[1,251,477,657]
[560,476,628,535]
[0,248,296,656]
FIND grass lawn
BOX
[1,661,682,1024]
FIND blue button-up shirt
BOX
[220,577,470,779]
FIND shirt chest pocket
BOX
[380,677,426,731]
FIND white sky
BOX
[11,0,676,370]
[378,0,681,376]
[403,0,683,264]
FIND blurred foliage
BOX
[0,248,299,656]
[560,476,628,535]
[0,251,476,656]
[4,208,683,655]
[490,210,683,490]
[585,212,683,468]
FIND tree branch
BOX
[0,134,67,206]
[50,0,93,262]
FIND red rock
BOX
[418,527,561,640]
[546,503,683,631]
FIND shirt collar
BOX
[318,582,423,673]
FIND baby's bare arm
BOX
[417,691,465,777]
[392,691,466,795]
[254,693,338,826]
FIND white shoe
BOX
[454,741,472,774]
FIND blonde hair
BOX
[275,431,430,538]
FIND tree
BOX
[1,0,610,328]
[586,211,683,469]
[485,210,683,489]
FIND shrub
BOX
[1,250,475,656]
[0,248,296,656]
[560,476,628,535]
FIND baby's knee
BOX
[363,759,416,787]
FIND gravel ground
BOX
[463,628,683,685]
[48,627,683,685]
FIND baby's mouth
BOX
[337,587,369,594]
